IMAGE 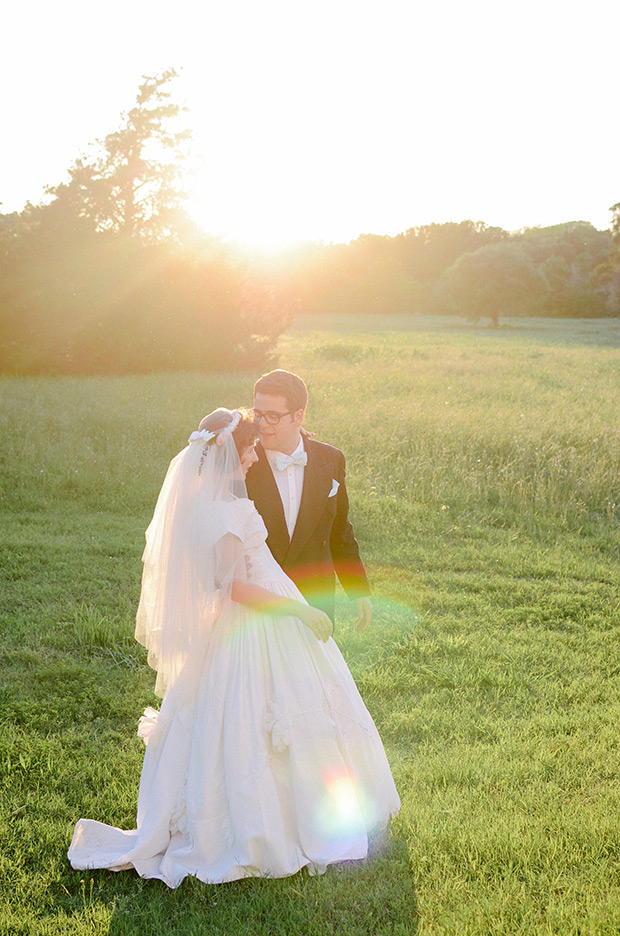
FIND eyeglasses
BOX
[252,408,295,425]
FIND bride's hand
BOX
[299,606,333,642]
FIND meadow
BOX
[2,314,620,935]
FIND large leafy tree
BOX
[47,68,191,240]
[438,243,546,327]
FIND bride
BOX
[68,407,400,887]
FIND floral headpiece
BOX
[189,410,241,474]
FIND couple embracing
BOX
[68,368,399,887]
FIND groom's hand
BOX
[354,597,372,632]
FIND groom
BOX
[245,369,372,631]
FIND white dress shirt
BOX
[265,436,306,540]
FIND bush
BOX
[0,231,290,375]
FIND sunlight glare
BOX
[315,767,377,842]
[187,165,358,252]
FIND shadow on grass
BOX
[102,835,417,936]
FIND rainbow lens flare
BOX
[316,767,378,841]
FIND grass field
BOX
[2,314,620,935]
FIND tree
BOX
[0,70,292,376]
[611,202,620,241]
[343,255,418,314]
[590,203,620,315]
[437,243,546,327]
[393,221,508,283]
[0,217,291,375]
[46,69,191,241]
[518,221,610,269]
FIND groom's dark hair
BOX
[254,370,308,413]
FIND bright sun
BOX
[188,169,344,253]
[190,202,311,252]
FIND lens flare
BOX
[316,768,366,840]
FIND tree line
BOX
[1,70,619,376]
[254,216,618,328]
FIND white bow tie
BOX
[273,451,308,472]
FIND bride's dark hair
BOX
[199,407,258,455]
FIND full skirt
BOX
[68,574,400,887]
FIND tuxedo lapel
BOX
[286,439,333,565]
[246,444,289,563]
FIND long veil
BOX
[135,414,248,696]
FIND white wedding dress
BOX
[68,499,400,887]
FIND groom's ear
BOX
[293,408,305,427]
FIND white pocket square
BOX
[328,479,340,498]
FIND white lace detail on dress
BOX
[137,707,161,746]
[265,702,292,752]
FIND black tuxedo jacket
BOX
[245,438,370,621]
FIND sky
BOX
[2,0,619,249]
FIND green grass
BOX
[2,314,620,934]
